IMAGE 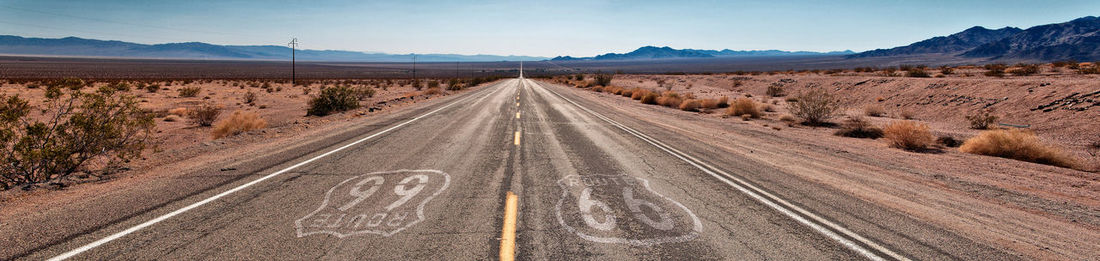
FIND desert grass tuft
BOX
[883,121,935,150]
[212,111,267,139]
[959,129,1077,168]
[835,117,884,139]
[726,98,760,118]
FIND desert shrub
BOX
[178,87,201,97]
[188,103,221,127]
[640,92,659,105]
[427,80,440,89]
[620,88,633,97]
[354,86,376,100]
[959,129,1077,168]
[631,89,647,100]
[939,66,954,75]
[1052,60,1074,68]
[679,99,701,111]
[243,91,258,104]
[657,92,683,108]
[109,82,131,92]
[699,98,719,109]
[787,88,841,125]
[766,85,785,97]
[907,68,930,77]
[0,88,154,189]
[447,79,462,91]
[864,104,886,117]
[595,73,613,87]
[1010,63,1040,76]
[726,98,760,118]
[835,117,884,139]
[965,110,998,129]
[574,74,585,81]
[212,111,267,139]
[883,121,935,150]
[983,64,1007,77]
[592,86,604,92]
[307,86,360,116]
[52,77,86,90]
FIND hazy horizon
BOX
[1,0,1098,57]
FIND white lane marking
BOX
[48,82,507,261]
[531,79,908,261]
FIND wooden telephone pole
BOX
[289,38,298,85]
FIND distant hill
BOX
[962,16,1100,61]
[849,16,1100,62]
[0,35,546,62]
[849,26,1022,58]
[551,46,852,61]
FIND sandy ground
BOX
[0,79,475,198]
[553,68,1100,171]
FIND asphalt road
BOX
[9,78,1020,260]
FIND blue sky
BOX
[0,0,1097,57]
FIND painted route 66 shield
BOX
[296,170,451,238]
[555,174,702,245]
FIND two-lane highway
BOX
[16,78,1018,260]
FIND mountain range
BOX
[1,16,1098,63]
[551,46,853,61]
[0,35,546,62]
[848,16,1100,61]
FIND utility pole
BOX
[288,38,298,86]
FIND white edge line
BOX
[47,81,505,261]
[530,79,907,261]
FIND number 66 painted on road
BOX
[557,174,702,246]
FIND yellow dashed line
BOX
[516,112,521,119]
[499,191,519,261]
[513,131,521,145]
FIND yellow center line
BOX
[515,112,521,119]
[513,131,521,145]
[500,191,519,261]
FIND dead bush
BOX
[864,104,886,117]
[620,88,633,97]
[835,117,884,139]
[787,87,841,125]
[178,87,201,97]
[657,92,683,108]
[959,129,1077,168]
[699,98,719,109]
[0,88,154,189]
[243,91,258,104]
[592,86,604,92]
[899,110,915,120]
[188,103,222,127]
[883,121,936,150]
[766,85,785,97]
[965,110,998,129]
[679,99,701,111]
[212,111,267,139]
[726,98,760,118]
[640,92,659,104]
